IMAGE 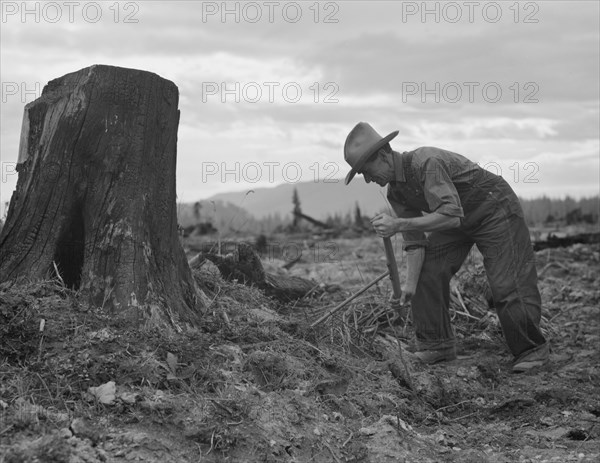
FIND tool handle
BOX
[310,270,390,328]
[383,237,402,300]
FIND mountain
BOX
[179,182,600,232]
[202,180,391,221]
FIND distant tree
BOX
[581,214,595,224]
[193,201,202,222]
[519,195,599,226]
[292,188,302,227]
[325,213,342,228]
[344,211,352,225]
[566,208,583,225]
[354,202,363,228]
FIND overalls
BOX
[390,152,547,358]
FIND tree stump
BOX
[0,65,202,329]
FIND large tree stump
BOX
[0,65,202,329]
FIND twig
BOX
[282,254,302,270]
[548,308,565,323]
[435,400,471,412]
[100,285,114,311]
[210,398,235,416]
[453,309,480,321]
[302,283,322,300]
[342,432,354,448]
[37,319,46,362]
[0,425,14,436]
[221,311,230,326]
[448,411,479,422]
[310,271,390,327]
[324,442,342,463]
[52,261,65,287]
[539,261,569,278]
[206,429,216,455]
[35,372,54,402]
[187,253,204,266]
[453,287,471,315]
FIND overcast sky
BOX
[1,0,598,212]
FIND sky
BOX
[1,0,599,215]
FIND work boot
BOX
[512,343,550,373]
[414,345,457,364]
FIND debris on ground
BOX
[0,240,598,462]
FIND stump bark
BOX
[0,65,202,328]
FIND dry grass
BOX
[1,239,596,462]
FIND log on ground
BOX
[190,241,321,302]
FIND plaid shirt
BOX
[386,146,483,249]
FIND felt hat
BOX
[344,122,398,185]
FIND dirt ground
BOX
[1,236,599,462]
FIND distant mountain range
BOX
[178,180,600,230]
[203,179,391,221]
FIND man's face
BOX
[361,155,391,187]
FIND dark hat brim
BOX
[345,130,399,185]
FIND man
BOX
[344,122,549,372]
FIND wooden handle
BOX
[383,237,402,300]
[310,270,390,328]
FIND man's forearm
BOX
[397,212,460,233]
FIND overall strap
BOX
[401,151,421,191]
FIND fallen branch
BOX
[310,271,390,328]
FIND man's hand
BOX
[371,213,404,238]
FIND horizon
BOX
[3,171,598,220]
[190,179,600,203]
[175,179,600,226]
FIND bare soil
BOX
[1,238,598,462]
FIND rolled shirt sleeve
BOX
[418,155,464,218]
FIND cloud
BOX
[1,1,598,204]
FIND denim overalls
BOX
[389,151,546,358]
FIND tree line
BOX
[173,192,598,237]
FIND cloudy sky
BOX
[1,0,598,212]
